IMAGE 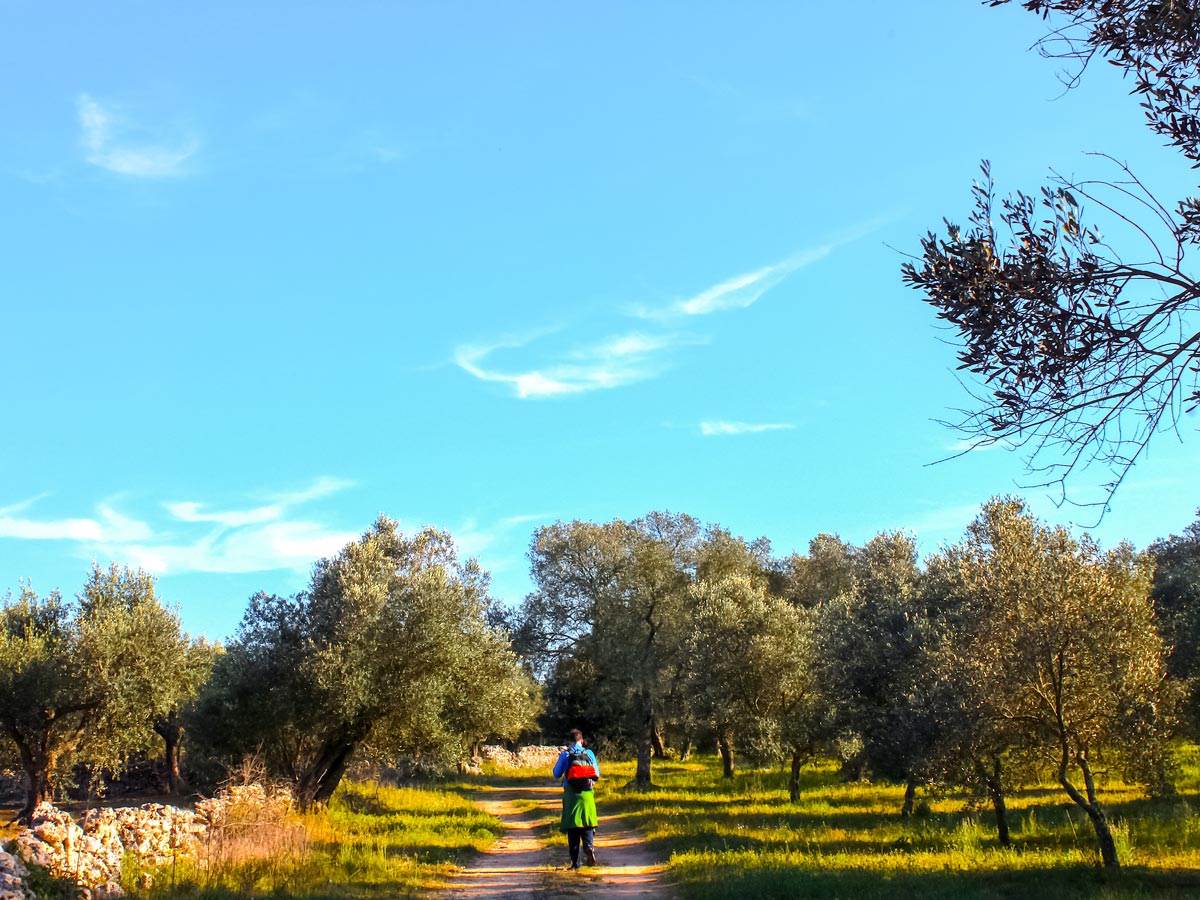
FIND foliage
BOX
[517,512,777,787]
[0,565,207,819]
[189,517,538,806]
[685,575,823,790]
[810,531,941,806]
[516,513,697,788]
[935,498,1178,866]
[1149,509,1200,734]
[903,0,1200,509]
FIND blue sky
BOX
[3,2,1197,639]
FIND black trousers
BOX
[566,826,596,867]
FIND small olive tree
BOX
[813,532,940,817]
[941,498,1176,867]
[686,574,826,798]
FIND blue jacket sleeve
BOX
[588,749,600,778]
[552,749,569,779]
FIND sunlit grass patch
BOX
[601,749,1200,900]
[139,780,500,900]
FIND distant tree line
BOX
[3,502,1199,870]
[507,500,1200,869]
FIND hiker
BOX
[552,728,600,869]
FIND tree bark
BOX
[789,751,804,802]
[1058,748,1119,867]
[632,692,654,790]
[679,737,692,761]
[982,757,1010,847]
[14,733,54,823]
[295,728,365,809]
[718,732,735,779]
[311,741,356,805]
[651,720,666,759]
[154,718,184,793]
[900,777,917,822]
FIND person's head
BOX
[568,728,584,746]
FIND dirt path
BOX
[430,785,678,899]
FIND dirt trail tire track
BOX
[430,785,678,899]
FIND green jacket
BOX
[560,783,598,831]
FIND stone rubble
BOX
[0,847,30,900]
[477,744,564,769]
[7,784,296,900]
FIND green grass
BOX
[137,781,502,900]
[576,750,1200,900]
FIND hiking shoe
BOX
[584,848,598,867]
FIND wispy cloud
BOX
[78,94,198,178]
[639,254,811,319]
[115,520,359,576]
[636,223,889,321]
[0,478,356,577]
[700,420,795,437]
[164,502,281,528]
[455,221,887,401]
[903,503,984,536]
[455,331,697,399]
[945,437,1016,455]
[271,476,356,505]
[0,500,151,543]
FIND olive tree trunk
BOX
[295,725,368,809]
[631,688,655,790]
[718,732,735,779]
[979,757,1011,847]
[900,778,917,822]
[13,735,54,823]
[788,751,805,802]
[154,718,184,793]
[651,720,666,759]
[1059,749,1119,867]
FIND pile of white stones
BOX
[477,744,564,770]
[4,785,295,900]
[0,848,30,900]
[14,803,123,900]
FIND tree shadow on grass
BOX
[679,864,1200,900]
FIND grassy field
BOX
[10,749,1200,899]
[132,781,501,900]
[543,747,1200,900]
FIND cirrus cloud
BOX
[78,94,198,178]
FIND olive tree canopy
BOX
[191,516,538,806]
[0,565,206,820]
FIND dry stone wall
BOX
[477,744,564,769]
[0,848,30,900]
[4,785,295,900]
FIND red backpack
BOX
[566,746,598,792]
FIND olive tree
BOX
[941,498,1176,867]
[686,574,826,797]
[519,512,701,789]
[813,532,940,818]
[0,565,206,820]
[190,517,537,807]
[1149,510,1200,734]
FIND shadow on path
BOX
[430,785,677,899]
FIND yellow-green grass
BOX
[140,781,502,900]
[549,749,1200,900]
